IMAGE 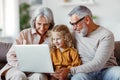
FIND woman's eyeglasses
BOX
[70,17,85,26]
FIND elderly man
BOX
[51,5,120,80]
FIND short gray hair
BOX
[68,5,92,19]
[30,7,54,30]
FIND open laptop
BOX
[15,44,54,73]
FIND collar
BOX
[57,48,71,53]
[31,28,37,35]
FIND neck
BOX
[38,33,47,44]
[59,46,67,52]
[87,22,99,35]
[59,48,64,52]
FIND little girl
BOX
[49,24,82,80]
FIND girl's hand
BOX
[50,68,70,80]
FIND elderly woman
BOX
[0,7,54,80]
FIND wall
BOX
[0,0,19,42]
[4,0,20,39]
[45,0,120,41]
[20,0,120,41]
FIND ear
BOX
[84,15,91,25]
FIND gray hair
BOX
[68,5,92,19]
[30,7,54,30]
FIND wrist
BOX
[69,67,76,75]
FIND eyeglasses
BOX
[69,17,85,26]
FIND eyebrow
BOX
[70,17,85,25]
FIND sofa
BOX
[0,42,12,69]
[0,41,120,79]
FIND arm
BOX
[51,68,70,80]
[71,31,115,74]
[50,48,81,80]
[7,31,27,67]
[67,48,82,69]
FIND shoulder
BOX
[94,26,114,48]
[20,28,33,34]
[16,28,34,40]
[98,26,113,35]
[68,47,78,53]
[91,26,114,40]
[19,28,36,37]
[99,26,114,39]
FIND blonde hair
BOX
[49,24,74,52]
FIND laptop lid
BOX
[15,44,54,73]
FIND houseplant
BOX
[19,3,30,31]
[0,28,2,36]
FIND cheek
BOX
[77,23,82,28]
[77,25,83,31]
[73,26,76,30]
[58,40,64,45]
[42,26,49,31]
[35,25,38,29]
[52,40,55,44]
[45,27,49,31]
[35,24,40,30]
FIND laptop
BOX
[14,44,54,73]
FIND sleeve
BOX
[70,32,115,74]
[6,31,27,67]
[67,48,82,69]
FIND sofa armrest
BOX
[0,42,12,61]
[114,41,120,66]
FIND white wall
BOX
[45,0,120,41]
[20,0,120,41]
[4,0,19,39]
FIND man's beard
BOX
[75,23,88,37]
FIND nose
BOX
[54,39,57,43]
[73,25,77,30]
[40,25,44,30]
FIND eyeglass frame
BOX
[69,17,85,26]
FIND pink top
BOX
[0,28,49,76]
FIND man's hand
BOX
[50,68,70,80]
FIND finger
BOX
[52,73,60,79]
[56,69,62,73]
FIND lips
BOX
[55,43,60,48]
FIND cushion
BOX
[114,41,120,66]
[0,42,12,61]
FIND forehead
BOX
[70,14,80,21]
[36,16,48,23]
[52,32,62,37]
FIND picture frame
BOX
[30,0,42,5]
[60,0,94,6]
[30,0,46,15]
[80,0,94,4]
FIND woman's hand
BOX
[50,68,70,80]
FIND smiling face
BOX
[52,32,66,49]
[35,16,50,35]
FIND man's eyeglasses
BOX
[70,17,85,26]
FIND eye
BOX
[52,38,55,40]
[56,38,62,41]
[37,23,41,25]
[44,23,49,26]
